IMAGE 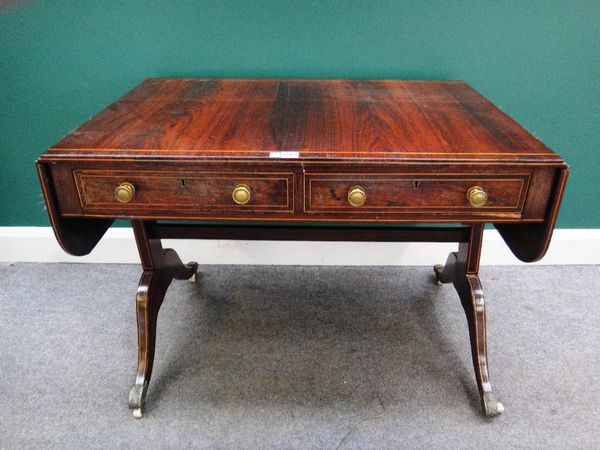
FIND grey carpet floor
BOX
[0,263,599,449]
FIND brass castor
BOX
[482,392,505,417]
[128,381,148,419]
[186,261,199,283]
[433,264,445,285]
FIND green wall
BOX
[1,1,598,227]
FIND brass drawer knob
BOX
[467,186,488,207]
[232,184,251,205]
[348,185,366,207]
[114,182,135,203]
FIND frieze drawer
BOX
[304,173,530,216]
[74,170,294,213]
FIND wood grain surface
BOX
[36,78,568,260]
[48,78,562,162]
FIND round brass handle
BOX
[232,184,251,205]
[114,182,135,203]
[348,186,366,207]
[466,186,488,208]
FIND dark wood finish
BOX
[74,169,293,213]
[48,78,562,163]
[35,78,569,418]
[496,167,569,262]
[36,162,113,255]
[128,220,197,417]
[434,224,503,416]
[39,159,561,225]
[305,173,528,213]
[146,222,471,243]
[37,79,567,253]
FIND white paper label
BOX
[269,151,300,158]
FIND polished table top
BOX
[48,78,563,164]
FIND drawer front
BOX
[305,173,529,216]
[74,170,294,213]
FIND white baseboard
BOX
[1,227,598,265]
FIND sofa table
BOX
[36,78,568,418]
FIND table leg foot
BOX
[186,261,199,283]
[482,392,504,417]
[433,265,444,285]
[128,380,148,418]
[433,252,458,285]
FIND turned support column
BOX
[434,224,504,417]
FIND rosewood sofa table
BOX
[36,78,568,418]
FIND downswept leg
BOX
[434,224,504,417]
[128,220,198,418]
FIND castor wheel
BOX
[433,264,445,285]
[129,381,148,419]
[482,392,505,417]
[186,261,199,283]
